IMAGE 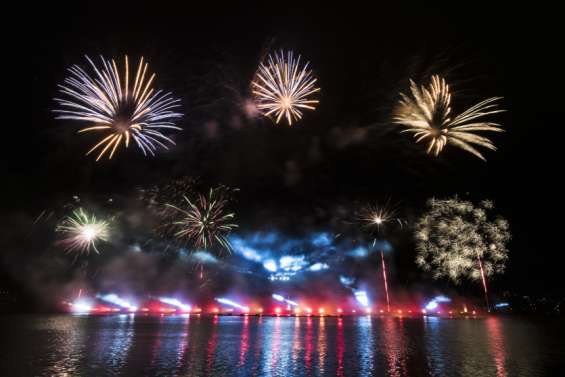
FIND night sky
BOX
[6,4,564,308]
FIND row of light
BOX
[207,307,478,316]
[71,302,477,316]
[72,305,480,317]
[72,307,477,318]
[70,294,476,316]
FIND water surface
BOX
[1,314,563,376]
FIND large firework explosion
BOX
[393,75,504,161]
[251,50,320,125]
[166,186,238,254]
[55,208,110,255]
[415,197,510,308]
[54,55,182,161]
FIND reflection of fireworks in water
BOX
[166,186,238,253]
[56,208,110,254]
[358,201,405,312]
[252,50,320,125]
[54,55,182,161]
[393,75,504,161]
[415,198,510,311]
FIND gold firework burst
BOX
[393,75,504,161]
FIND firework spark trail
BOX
[54,55,182,161]
[252,50,320,125]
[393,75,504,161]
[55,208,110,255]
[415,198,510,310]
[477,256,490,311]
[166,187,238,254]
[380,250,390,312]
[358,201,405,312]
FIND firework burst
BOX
[54,55,182,161]
[166,187,238,253]
[415,198,510,309]
[56,208,110,254]
[141,176,198,219]
[252,50,320,125]
[393,75,504,161]
[357,201,405,312]
[358,201,406,234]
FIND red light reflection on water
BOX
[175,316,190,372]
[239,316,249,366]
[382,318,407,377]
[305,317,313,371]
[318,317,327,375]
[336,318,345,377]
[486,317,507,377]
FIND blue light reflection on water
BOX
[3,314,563,377]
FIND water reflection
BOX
[356,316,374,376]
[9,314,555,377]
[92,314,135,373]
[381,317,407,377]
[151,315,190,375]
[423,316,447,376]
[318,317,327,375]
[260,317,281,376]
[305,316,314,372]
[336,317,345,377]
[248,316,264,375]
[291,317,301,375]
[206,316,218,375]
[175,315,190,373]
[38,315,86,375]
[486,317,507,377]
[239,316,249,366]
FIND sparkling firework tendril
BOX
[393,75,504,161]
[166,187,238,253]
[415,197,510,285]
[54,55,182,161]
[252,50,320,125]
[56,208,110,255]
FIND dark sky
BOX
[7,4,564,299]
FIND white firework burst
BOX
[252,50,320,125]
[415,197,510,283]
[393,75,504,161]
[55,55,182,161]
[358,201,406,235]
[56,208,110,255]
